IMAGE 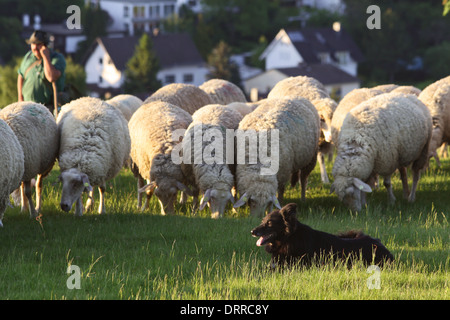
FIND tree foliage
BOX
[123,33,161,95]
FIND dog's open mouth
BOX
[254,233,275,246]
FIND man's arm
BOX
[40,46,61,83]
[17,74,24,102]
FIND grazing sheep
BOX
[0,119,24,227]
[182,104,243,218]
[57,97,131,216]
[0,102,58,218]
[234,98,320,217]
[418,78,450,165]
[267,76,337,183]
[106,94,143,121]
[129,101,193,215]
[331,87,383,145]
[331,93,432,212]
[199,78,247,104]
[144,83,212,115]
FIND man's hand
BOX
[39,45,50,60]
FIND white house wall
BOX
[265,35,303,70]
[85,44,123,89]
[157,65,209,87]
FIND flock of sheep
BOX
[0,75,449,225]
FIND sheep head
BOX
[59,168,93,214]
[331,176,372,212]
[234,192,281,218]
[199,188,234,219]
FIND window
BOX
[99,76,103,83]
[183,74,193,83]
[99,57,103,65]
[165,75,175,84]
[124,6,129,18]
[164,5,174,17]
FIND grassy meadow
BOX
[0,156,448,300]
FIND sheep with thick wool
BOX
[331,93,432,212]
[144,83,212,115]
[234,98,320,217]
[181,104,243,218]
[418,76,450,165]
[331,87,384,145]
[129,101,193,215]
[0,102,59,218]
[199,79,247,104]
[57,97,131,216]
[106,94,143,121]
[267,75,336,183]
[0,119,24,227]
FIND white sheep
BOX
[57,97,131,216]
[106,94,143,121]
[128,101,193,215]
[0,102,59,218]
[418,77,450,165]
[199,78,247,104]
[226,102,253,117]
[144,83,212,115]
[234,98,320,217]
[181,104,243,218]
[0,119,24,227]
[331,87,383,145]
[267,75,337,183]
[331,92,432,212]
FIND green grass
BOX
[0,158,448,300]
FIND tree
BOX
[123,33,161,95]
[424,41,450,80]
[207,40,241,87]
[0,57,21,108]
[444,0,450,16]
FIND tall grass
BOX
[0,159,448,300]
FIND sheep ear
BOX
[138,181,156,194]
[233,192,249,208]
[199,189,211,210]
[353,178,372,193]
[176,181,193,196]
[81,174,93,192]
[271,195,282,209]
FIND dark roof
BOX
[286,27,364,64]
[89,33,205,70]
[276,64,360,85]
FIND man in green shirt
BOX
[17,30,66,115]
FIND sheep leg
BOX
[399,167,410,199]
[408,169,420,203]
[97,185,106,214]
[74,197,83,217]
[20,182,30,213]
[383,176,396,204]
[23,181,37,219]
[137,176,145,209]
[317,152,330,184]
[35,174,44,213]
[85,189,95,212]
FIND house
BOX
[96,0,178,36]
[83,32,209,97]
[244,27,363,100]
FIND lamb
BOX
[181,104,243,218]
[331,92,432,212]
[418,77,450,165]
[143,83,212,115]
[57,97,131,216]
[0,119,24,227]
[234,98,320,217]
[128,101,193,215]
[199,79,247,104]
[0,102,59,218]
[267,75,337,183]
[106,94,143,121]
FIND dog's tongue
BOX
[256,236,264,246]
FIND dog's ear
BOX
[280,203,298,234]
